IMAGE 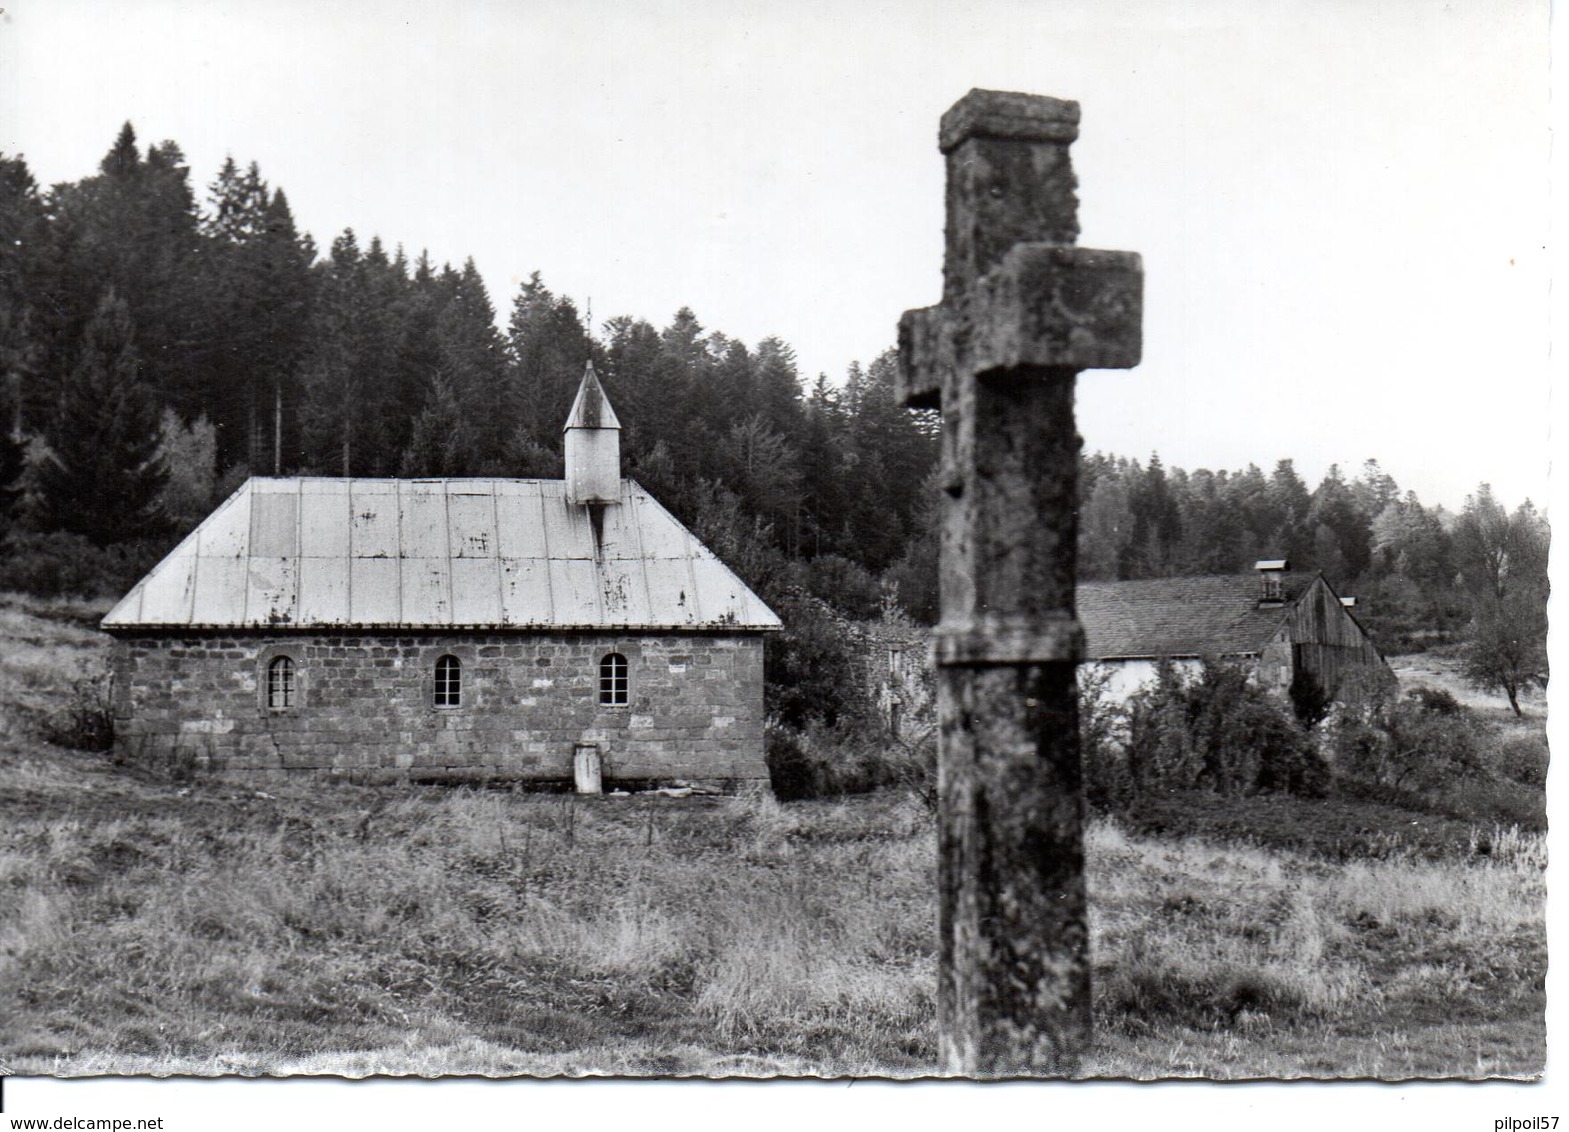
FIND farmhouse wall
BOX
[1084,657,1209,702]
[848,621,935,739]
[1283,580,1392,699]
[109,631,767,787]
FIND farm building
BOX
[102,363,781,789]
[1077,561,1393,705]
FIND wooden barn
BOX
[1077,561,1393,705]
[102,364,781,790]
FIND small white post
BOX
[573,743,603,795]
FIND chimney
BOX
[1255,559,1288,606]
[563,360,622,506]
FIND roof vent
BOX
[1255,559,1287,606]
[563,360,622,506]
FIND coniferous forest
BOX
[0,125,1548,726]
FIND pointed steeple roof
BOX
[563,361,620,432]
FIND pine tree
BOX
[601,314,663,467]
[198,160,314,471]
[438,258,508,470]
[400,373,473,476]
[0,154,48,435]
[299,230,364,474]
[0,425,23,536]
[28,290,166,544]
[506,272,595,462]
[1307,464,1373,579]
[299,231,404,474]
[1079,465,1133,580]
[1266,458,1313,563]
[723,413,802,534]
[799,373,850,557]
[253,188,316,471]
[841,350,936,571]
[46,125,205,427]
[1121,455,1183,578]
[649,308,712,482]
[751,336,806,447]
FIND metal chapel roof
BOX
[102,477,781,632]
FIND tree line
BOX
[0,123,1548,720]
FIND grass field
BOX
[0,594,1546,1079]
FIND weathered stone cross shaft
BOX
[896,89,1143,1076]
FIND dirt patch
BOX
[1388,652,1545,720]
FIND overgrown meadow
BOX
[0,596,1546,1078]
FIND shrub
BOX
[1407,685,1464,716]
[1080,664,1133,810]
[764,717,933,804]
[37,671,115,752]
[765,720,822,801]
[1123,661,1326,800]
[764,590,877,732]
[1326,687,1492,793]
[1495,730,1549,787]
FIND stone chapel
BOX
[102,363,780,789]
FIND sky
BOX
[0,0,1552,513]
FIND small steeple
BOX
[563,361,622,506]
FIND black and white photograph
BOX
[0,0,1555,1126]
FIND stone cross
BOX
[896,89,1143,1076]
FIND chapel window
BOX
[599,652,629,706]
[266,656,296,709]
[434,654,462,708]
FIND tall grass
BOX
[3,764,1541,1078]
[0,597,1546,1079]
[1087,819,1545,1078]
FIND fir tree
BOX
[437,259,508,470]
[47,125,205,427]
[29,290,166,544]
[506,272,595,461]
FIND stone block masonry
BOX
[109,631,769,788]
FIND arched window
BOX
[266,656,296,709]
[599,652,628,706]
[434,654,462,708]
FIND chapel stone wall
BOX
[108,631,768,788]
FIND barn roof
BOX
[102,477,781,632]
[1078,573,1306,659]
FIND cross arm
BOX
[897,245,1143,408]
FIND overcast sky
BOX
[0,0,1551,512]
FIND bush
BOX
[1494,729,1549,787]
[764,591,878,732]
[1080,664,1134,810]
[764,721,821,801]
[1123,661,1326,799]
[1326,687,1492,793]
[38,671,115,751]
[764,718,934,804]
[1407,685,1464,716]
